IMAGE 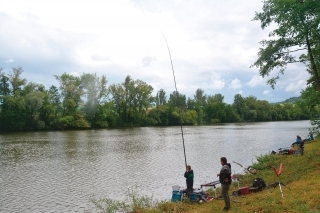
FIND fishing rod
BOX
[162,33,187,167]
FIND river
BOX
[0,121,312,212]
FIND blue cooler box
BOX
[189,193,198,201]
[171,191,182,202]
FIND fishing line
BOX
[162,32,187,167]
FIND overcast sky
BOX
[0,0,309,103]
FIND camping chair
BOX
[271,163,290,198]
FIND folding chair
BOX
[271,163,290,198]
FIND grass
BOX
[89,137,320,213]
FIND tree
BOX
[109,75,153,126]
[146,105,170,126]
[182,110,197,125]
[192,89,207,125]
[0,96,27,131]
[109,83,125,125]
[194,88,206,104]
[256,100,272,121]
[251,0,320,90]
[134,79,154,123]
[225,105,242,122]
[168,91,186,111]
[81,73,108,126]
[55,73,83,116]
[156,89,167,106]
[204,100,226,123]
[22,82,45,96]
[8,67,27,96]
[25,91,45,127]
[0,68,10,104]
[48,85,61,116]
[207,93,224,103]
[233,94,245,120]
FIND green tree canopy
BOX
[251,0,320,90]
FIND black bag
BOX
[252,178,266,191]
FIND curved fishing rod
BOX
[162,33,187,167]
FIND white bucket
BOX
[172,185,180,191]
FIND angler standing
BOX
[217,157,232,211]
[184,165,194,193]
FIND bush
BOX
[90,186,157,213]
[251,153,278,170]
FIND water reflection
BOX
[0,121,312,212]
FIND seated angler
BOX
[292,135,301,147]
[309,133,314,141]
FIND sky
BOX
[0,0,310,104]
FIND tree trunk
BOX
[306,35,320,91]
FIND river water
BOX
[0,121,312,212]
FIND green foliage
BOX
[156,89,167,106]
[89,186,157,213]
[251,153,279,170]
[109,75,154,127]
[182,110,197,125]
[90,196,129,213]
[224,105,242,122]
[0,96,28,131]
[251,0,320,90]
[274,96,301,104]
[300,86,320,133]
[168,91,186,112]
[0,67,316,131]
[146,105,170,126]
[51,115,90,130]
[233,94,245,120]
[204,101,226,123]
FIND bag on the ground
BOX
[252,178,266,191]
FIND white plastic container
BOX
[172,185,180,191]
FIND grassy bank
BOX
[90,138,320,213]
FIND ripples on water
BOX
[0,121,311,212]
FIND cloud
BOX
[20,39,32,47]
[70,72,80,77]
[5,58,14,63]
[142,56,156,67]
[201,72,225,90]
[91,55,111,61]
[229,78,242,89]
[263,90,270,95]
[285,80,307,93]
[246,75,267,87]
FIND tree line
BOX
[0,67,313,132]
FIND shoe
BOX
[223,207,230,211]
